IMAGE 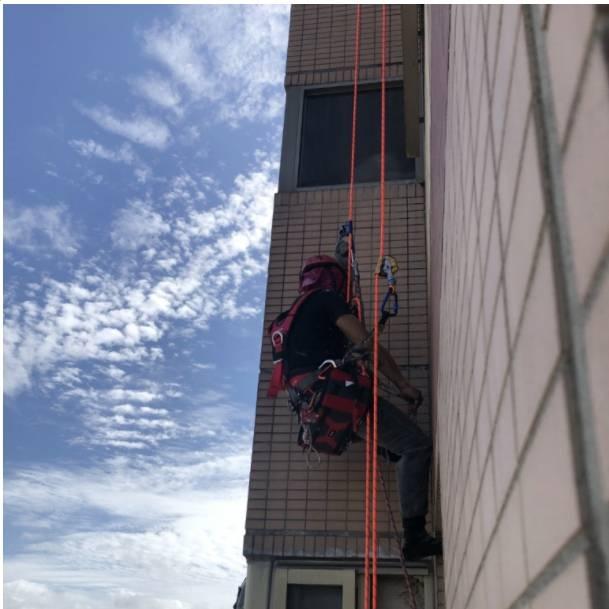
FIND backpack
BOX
[266,290,370,456]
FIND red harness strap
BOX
[267,290,319,398]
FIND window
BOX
[298,84,415,188]
[286,584,342,609]
[270,567,355,609]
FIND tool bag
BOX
[288,365,370,456]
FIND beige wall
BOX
[243,5,431,566]
[428,5,609,609]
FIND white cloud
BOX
[50,367,81,387]
[4,579,195,609]
[70,139,136,163]
[69,139,154,184]
[4,447,251,609]
[134,166,152,184]
[101,365,128,382]
[163,174,206,206]
[141,5,289,125]
[78,105,171,149]
[111,200,170,250]
[193,363,215,371]
[4,201,80,256]
[4,151,278,414]
[130,73,182,114]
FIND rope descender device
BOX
[375,255,399,326]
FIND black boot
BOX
[402,516,443,560]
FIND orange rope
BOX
[364,396,371,609]
[345,7,370,606]
[371,6,388,609]
[347,5,361,305]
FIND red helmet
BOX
[298,255,347,295]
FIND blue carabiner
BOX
[339,220,353,239]
[380,286,398,325]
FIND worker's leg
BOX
[355,395,432,519]
[354,395,442,559]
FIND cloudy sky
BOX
[4,5,290,608]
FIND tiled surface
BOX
[489,4,520,163]
[429,5,607,609]
[496,16,531,246]
[496,481,528,608]
[545,5,596,145]
[531,554,592,609]
[502,118,545,340]
[286,5,404,87]
[585,273,609,503]
[562,40,609,300]
[244,5,432,563]
[244,180,429,560]
[519,375,580,580]
[511,231,561,452]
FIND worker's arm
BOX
[336,313,422,405]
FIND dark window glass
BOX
[286,584,342,609]
[298,85,415,188]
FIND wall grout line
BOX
[560,15,599,156]
[583,234,609,316]
[509,531,589,609]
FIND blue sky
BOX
[3,5,290,608]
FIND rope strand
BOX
[371,7,388,609]
[379,464,419,609]
[347,4,361,305]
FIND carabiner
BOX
[380,286,398,325]
[317,359,338,380]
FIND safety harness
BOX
[266,263,372,458]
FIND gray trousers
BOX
[355,395,432,519]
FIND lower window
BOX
[286,584,342,609]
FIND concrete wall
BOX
[427,5,609,609]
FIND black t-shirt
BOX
[286,289,352,376]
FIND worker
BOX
[273,254,442,560]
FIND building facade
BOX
[242,5,609,609]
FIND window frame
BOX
[269,565,433,609]
[270,567,355,609]
[296,82,414,189]
[278,79,422,193]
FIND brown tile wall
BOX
[285,4,404,86]
[243,6,433,564]
[244,182,429,560]
[430,5,609,609]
